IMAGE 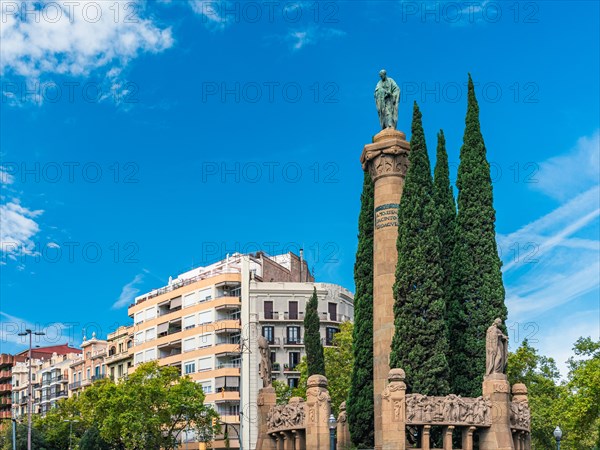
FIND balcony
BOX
[0,370,11,380]
[68,381,81,390]
[103,351,131,365]
[0,384,10,392]
[0,398,11,406]
[0,411,11,419]
[42,375,63,386]
[283,365,300,373]
[283,338,303,346]
[91,374,106,382]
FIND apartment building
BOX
[0,354,24,426]
[105,325,133,383]
[68,333,108,396]
[11,344,81,419]
[128,251,353,450]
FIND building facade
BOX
[105,325,133,383]
[127,251,354,450]
[68,334,107,396]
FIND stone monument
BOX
[362,70,410,449]
[255,335,277,450]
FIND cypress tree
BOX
[304,287,325,376]
[347,172,375,448]
[448,75,508,397]
[433,130,457,316]
[389,102,451,395]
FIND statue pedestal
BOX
[305,375,332,449]
[380,369,406,450]
[256,387,277,450]
[361,129,410,449]
[479,374,514,450]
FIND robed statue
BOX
[486,318,508,376]
[374,69,400,129]
[258,335,272,388]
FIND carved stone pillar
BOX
[278,433,285,450]
[336,401,351,450]
[462,426,476,450]
[361,128,410,449]
[291,430,304,450]
[479,374,514,450]
[305,375,331,450]
[256,387,278,450]
[421,425,431,450]
[380,368,406,449]
[442,426,455,450]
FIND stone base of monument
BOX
[479,374,515,450]
[305,375,332,449]
[256,387,277,450]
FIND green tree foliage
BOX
[1,423,47,450]
[34,396,85,450]
[79,426,112,450]
[82,362,219,449]
[348,171,375,448]
[448,74,507,397]
[390,102,450,395]
[304,287,325,376]
[287,322,354,416]
[508,340,562,448]
[432,129,456,311]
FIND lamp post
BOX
[553,426,562,450]
[11,418,17,450]
[64,419,79,450]
[18,329,45,450]
[328,413,337,450]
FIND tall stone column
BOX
[479,374,514,450]
[361,128,410,449]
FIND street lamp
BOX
[18,329,45,450]
[64,419,80,450]
[328,413,337,450]
[553,426,562,450]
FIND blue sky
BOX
[1,0,598,375]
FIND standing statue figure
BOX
[486,318,509,375]
[374,69,400,129]
[258,335,272,388]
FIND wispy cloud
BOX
[112,272,146,309]
[531,130,600,201]
[286,26,346,51]
[0,311,75,348]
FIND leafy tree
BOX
[78,362,220,450]
[1,422,47,450]
[79,426,112,450]
[390,102,450,395]
[289,322,354,416]
[432,129,456,313]
[557,337,600,449]
[448,74,507,397]
[34,396,86,450]
[304,287,325,376]
[348,171,375,448]
[508,340,562,448]
[272,380,294,405]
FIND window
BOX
[288,301,298,320]
[145,307,156,321]
[328,302,337,321]
[198,333,213,348]
[264,301,273,319]
[86,368,90,379]
[198,357,212,372]
[118,343,123,353]
[145,328,156,342]
[286,326,301,344]
[289,352,300,369]
[270,351,276,363]
[134,311,143,324]
[198,310,213,325]
[198,380,212,394]
[184,361,196,375]
[288,378,299,388]
[117,365,123,378]
[183,293,196,308]
[183,315,196,330]
[95,366,100,377]
[262,326,274,344]
[198,288,212,302]
[183,338,196,353]
[144,348,156,361]
[326,327,339,346]
[135,332,144,345]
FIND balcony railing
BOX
[69,381,81,390]
[42,375,63,386]
[283,338,303,345]
[91,374,106,382]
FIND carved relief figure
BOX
[486,318,509,375]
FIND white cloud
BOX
[531,130,600,201]
[286,26,346,51]
[188,0,230,28]
[1,1,173,82]
[112,273,145,309]
[0,201,43,258]
[0,168,14,185]
[0,311,75,348]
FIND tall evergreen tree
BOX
[304,287,325,376]
[347,172,375,448]
[390,102,451,395]
[448,74,508,397]
[433,130,457,316]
